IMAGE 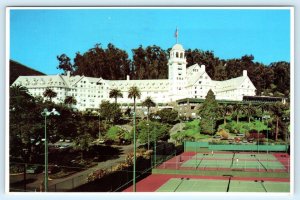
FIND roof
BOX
[13,74,69,88]
[212,76,247,91]
[172,43,184,51]
[109,79,169,92]
[186,64,207,86]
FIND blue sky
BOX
[10,8,291,75]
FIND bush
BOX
[218,129,229,139]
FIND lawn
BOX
[181,120,210,140]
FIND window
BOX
[199,81,202,84]
[176,52,179,58]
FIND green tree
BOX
[232,103,245,124]
[128,86,141,114]
[136,121,170,143]
[99,100,122,124]
[132,45,168,79]
[109,88,123,104]
[10,85,38,160]
[270,61,290,96]
[75,132,93,163]
[64,96,77,108]
[74,43,131,80]
[244,103,256,123]
[141,96,156,120]
[270,102,288,141]
[155,108,178,124]
[57,54,75,75]
[43,88,57,102]
[199,89,218,135]
[217,104,232,125]
[106,126,131,144]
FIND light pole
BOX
[144,111,150,151]
[92,110,101,140]
[263,115,270,154]
[132,111,136,192]
[22,148,28,192]
[282,117,290,153]
[41,108,60,192]
[152,115,160,167]
[146,123,150,151]
[98,112,101,140]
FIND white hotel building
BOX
[12,43,256,111]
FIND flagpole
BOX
[175,27,178,44]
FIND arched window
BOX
[176,52,179,58]
[180,52,183,58]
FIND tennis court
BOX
[156,178,290,192]
[169,152,288,172]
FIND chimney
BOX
[126,75,130,81]
[243,70,247,77]
[200,64,206,71]
[67,71,71,78]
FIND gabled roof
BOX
[212,76,248,91]
[109,79,169,92]
[13,74,69,88]
[186,64,208,87]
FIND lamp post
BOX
[132,111,136,192]
[152,115,160,167]
[98,112,101,140]
[282,117,290,153]
[41,108,60,192]
[263,115,270,154]
[146,123,150,151]
[23,148,28,192]
[144,111,150,151]
[92,110,101,140]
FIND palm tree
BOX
[43,88,57,102]
[64,96,77,108]
[270,102,286,141]
[10,85,34,111]
[244,103,256,123]
[128,86,141,113]
[128,85,141,192]
[257,102,271,120]
[141,96,156,120]
[217,104,232,125]
[109,88,123,104]
[233,103,245,124]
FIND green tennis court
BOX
[181,153,285,170]
[156,178,228,192]
[192,153,277,160]
[156,178,290,192]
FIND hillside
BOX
[10,60,45,85]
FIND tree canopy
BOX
[57,43,290,97]
[199,89,218,135]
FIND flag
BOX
[174,28,178,38]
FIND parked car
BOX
[43,165,60,174]
[26,165,43,174]
[228,139,234,144]
[248,138,254,143]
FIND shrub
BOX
[218,129,229,139]
[87,169,108,182]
